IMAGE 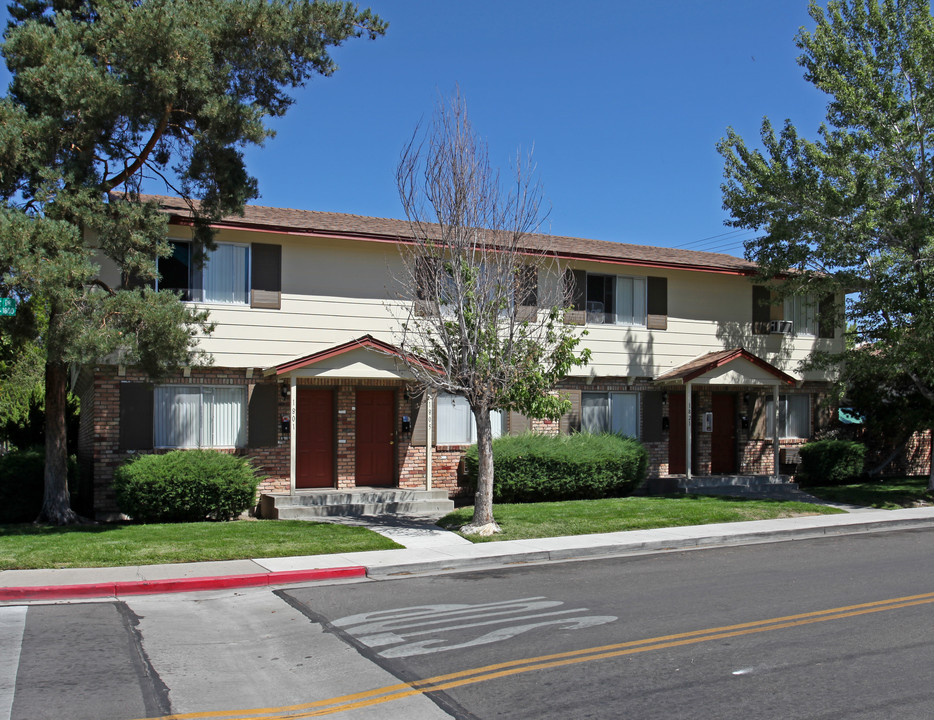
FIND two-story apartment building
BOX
[77,195,843,517]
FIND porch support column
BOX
[426,390,434,490]
[289,375,297,494]
[772,383,780,477]
[685,380,693,480]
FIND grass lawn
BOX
[0,520,402,571]
[804,477,934,509]
[438,495,846,542]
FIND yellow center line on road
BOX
[139,590,934,720]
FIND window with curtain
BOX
[203,243,249,304]
[436,393,504,444]
[585,273,646,326]
[766,394,810,439]
[784,295,817,336]
[582,392,639,437]
[154,386,246,448]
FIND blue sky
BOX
[1,1,832,256]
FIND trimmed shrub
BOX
[0,448,79,523]
[463,432,648,503]
[796,439,866,486]
[114,450,262,522]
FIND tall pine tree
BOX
[0,0,386,523]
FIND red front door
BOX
[355,389,395,487]
[711,393,737,474]
[296,388,334,488]
[668,393,686,474]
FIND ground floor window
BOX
[436,393,504,444]
[154,386,247,448]
[581,392,639,438]
[766,394,810,439]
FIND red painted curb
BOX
[0,566,367,601]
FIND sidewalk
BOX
[3,506,934,602]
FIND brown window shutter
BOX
[559,389,581,434]
[250,243,281,309]
[646,276,668,330]
[119,383,154,451]
[508,411,531,435]
[641,391,664,442]
[414,256,440,316]
[750,394,768,439]
[514,266,538,322]
[248,383,278,447]
[818,294,835,338]
[752,285,772,335]
[563,269,587,325]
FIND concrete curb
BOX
[0,566,366,602]
[3,508,934,601]
[363,512,934,578]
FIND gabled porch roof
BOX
[265,334,439,379]
[655,348,798,386]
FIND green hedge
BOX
[114,450,262,522]
[463,432,648,503]
[0,448,78,523]
[797,439,866,486]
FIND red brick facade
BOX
[79,364,846,518]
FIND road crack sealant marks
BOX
[332,596,617,658]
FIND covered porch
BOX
[655,348,800,481]
[261,335,454,517]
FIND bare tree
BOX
[393,92,590,534]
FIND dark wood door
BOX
[296,388,334,489]
[711,393,737,474]
[668,393,686,475]
[355,389,395,487]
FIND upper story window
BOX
[584,273,646,326]
[158,240,271,307]
[784,295,817,336]
[581,392,639,438]
[435,392,504,445]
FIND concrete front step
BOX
[675,475,815,501]
[260,488,455,519]
[677,475,793,489]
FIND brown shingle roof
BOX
[139,194,759,275]
[655,348,797,385]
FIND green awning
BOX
[838,407,864,425]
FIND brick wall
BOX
[82,366,290,517]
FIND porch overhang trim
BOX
[265,334,442,377]
[654,348,797,386]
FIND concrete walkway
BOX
[3,506,934,602]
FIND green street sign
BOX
[0,298,16,316]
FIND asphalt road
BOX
[5,529,934,719]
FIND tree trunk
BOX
[36,360,81,525]
[928,430,934,493]
[471,405,498,530]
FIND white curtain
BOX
[154,387,200,448]
[201,387,246,447]
[154,386,246,448]
[610,392,639,438]
[615,276,646,326]
[203,244,248,304]
[767,394,810,439]
[436,393,503,444]
[582,393,610,433]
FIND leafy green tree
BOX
[718,0,934,487]
[394,92,590,533]
[0,0,386,523]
